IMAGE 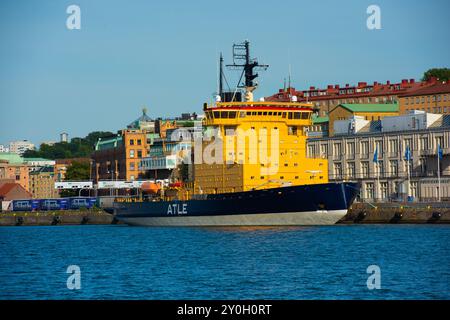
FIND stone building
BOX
[306,113,450,202]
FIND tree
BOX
[22,131,114,160]
[65,161,90,181]
[60,161,90,198]
[422,68,450,82]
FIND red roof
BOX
[266,78,438,103]
[0,182,31,198]
[399,82,450,97]
[0,183,19,196]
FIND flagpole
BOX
[438,145,441,202]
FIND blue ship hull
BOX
[113,182,360,226]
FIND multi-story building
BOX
[139,125,198,180]
[399,81,450,114]
[266,78,437,117]
[306,112,450,202]
[9,140,35,155]
[29,166,59,199]
[0,153,30,192]
[328,103,399,136]
[91,129,151,182]
[0,144,9,153]
[23,158,56,171]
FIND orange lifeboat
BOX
[140,181,160,194]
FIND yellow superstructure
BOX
[194,101,328,194]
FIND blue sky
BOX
[1,0,449,146]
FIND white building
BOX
[0,144,9,153]
[60,132,69,143]
[9,140,35,155]
[307,112,450,202]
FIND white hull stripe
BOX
[117,210,348,226]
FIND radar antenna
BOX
[226,40,269,102]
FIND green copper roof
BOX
[95,136,123,151]
[0,153,24,164]
[336,103,399,113]
[23,157,53,162]
[312,115,329,124]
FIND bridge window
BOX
[213,111,220,118]
[294,112,301,119]
[301,112,310,119]
[282,112,286,118]
[229,111,237,118]
[288,112,293,119]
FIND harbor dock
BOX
[1,203,449,226]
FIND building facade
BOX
[266,78,437,117]
[29,166,59,199]
[0,153,30,192]
[306,114,450,202]
[399,81,450,115]
[9,140,35,155]
[328,103,399,136]
[91,129,150,182]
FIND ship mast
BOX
[226,40,269,102]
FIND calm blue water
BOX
[0,224,449,299]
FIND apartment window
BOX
[15,175,20,180]
[389,139,398,153]
[129,149,135,158]
[361,161,369,178]
[410,182,418,198]
[129,162,135,171]
[137,139,142,145]
[389,160,398,177]
[365,182,375,200]
[347,162,355,178]
[361,141,369,156]
[380,182,388,200]
[375,140,383,156]
[347,142,355,155]
[334,163,342,179]
[320,144,328,157]
[420,137,429,150]
[130,139,134,145]
[137,150,143,158]
[377,160,384,177]
[333,143,342,156]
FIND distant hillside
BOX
[23,131,114,160]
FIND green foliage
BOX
[65,161,90,181]
[422,68,450,82]
[22,131,114,160]
[59,161,91,197]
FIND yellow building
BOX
[29,167,59,199]
[193,102,328,194]
[399,82,450,114]
[328,103,399,136]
